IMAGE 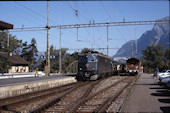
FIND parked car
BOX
[157,70,166,74]
[166,81,170,89]
[159,74,170,81]
[159,76,170,86]
[158,70,170,79]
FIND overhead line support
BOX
[59,27,62,74]
[2,20,169,32]
[45,0,50,76]
[50,20,170,29]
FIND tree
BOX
[20,38,38,71]
[50,45,59,73]
[30,38,38,68]
[0,55,11,75]
[164,48,170,69]
[0,32,22,54]
[37,47,102,73]
[37,45,77,73]
[21,41,30,61]
[50,46,69,73]
[141,43,165,73]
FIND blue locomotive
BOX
[76,53,113,81]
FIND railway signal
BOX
[41,55,56,59]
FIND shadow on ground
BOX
[160,107,170,113]
[150,81,170,113]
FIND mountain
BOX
[114,16,170,58]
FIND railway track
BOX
[29,76,135,113]
[0,75,137,113]
[30,80,102,113]
[69,76,134,113]
[0,82,85,113]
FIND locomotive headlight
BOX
[80,68,82,70]
[93,68,95,70]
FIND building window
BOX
[15,66,19,72]
[23,66,26,72]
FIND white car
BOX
[158,70,170,78]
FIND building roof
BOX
[0,20,13,30]
[0,52,30,65]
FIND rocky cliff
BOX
[114,16,170,58]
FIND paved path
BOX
[120,73,170,113]
[0,74,76,87]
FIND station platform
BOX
[120,73,170,113]
[0,74,77,99]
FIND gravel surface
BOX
[76,76,135,112]
[44,81,96,112]
[106,76,137,112]
[90,76,126,95]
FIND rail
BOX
[29,82,88,113]
[67,77,129,113]
[62,80,101,113]
[94,78,134,112]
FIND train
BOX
[76,53,141,81]
[76,53,113,81]
[126,57,140,75]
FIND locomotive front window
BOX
[88,55,96,62]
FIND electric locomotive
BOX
[126,57,140,75]
[76,53,112,81]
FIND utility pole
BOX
[131,43,133,57]
[59,27,62,74]
[45,0,50,76]
[107,26,109,56]
[7,31,9,47]
[77,27,78,42]
[134,28,137,58]
[7,31,10,57]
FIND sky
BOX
[0,1,169,57]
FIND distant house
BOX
[0,52,30,73]
[0,20,13,30]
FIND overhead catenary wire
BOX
[14,1,59,26]
[62,47,131,51]
[100,1,114,22]
[115,1,126,21]
[4,3,44,27]
[114,1,130,44]
[15,2,46,20]
[100,1,128,45]
[2,20,169,32]
[66,1,95,45]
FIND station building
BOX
[0,52,30,73]
[0,20,13,30]
[0,21,30,73]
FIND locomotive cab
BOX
[77,54,98,80]
[77,53,113,81]
[126,57,140,75]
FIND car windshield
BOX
[79,56,87,63]
[88,55,96,62]
[127,58,139,65]
[161,70,166,73]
